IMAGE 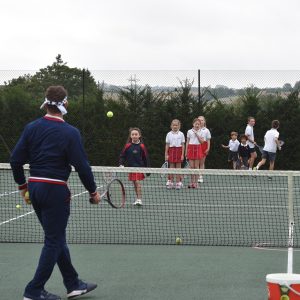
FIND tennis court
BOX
[1,165,300,299]
[1,244,299,299]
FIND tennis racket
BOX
[240,163,249,170]
[161,161,168,169]
[183,158,190,169]
[182,158,190,178]
[90,178,125,208]
[161,161,168,178]
[102,171,117,185]
[278,140,285,148]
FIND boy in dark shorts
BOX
[254,120,281,171]
[221,132,240,169]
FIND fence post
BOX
[198,69,201,103]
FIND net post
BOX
[287,173,294,274]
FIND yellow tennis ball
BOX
[107,111,113,118]
[176,237,182,245]
[16,204,21,209]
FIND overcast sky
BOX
[1,0,300,71]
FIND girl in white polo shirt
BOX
[186,118,203,188]
[198,116,211,182]
[254,120,281,171]
[165,119,185,189]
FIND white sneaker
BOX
[176,182,183,189]
[167,182,174,189]
[166,180,172,186]
[133,199,143,206]
[198,176,203,183]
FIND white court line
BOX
[70,184,290,191]
[69,207,288,215]
[253,244,300,252]
[72,190,89,197]
[0,183,291,225]
[119,185,289,191]
[0,211,34,226]
[0,189,89,226]
[70,203,289,209]
[0,190,19,197]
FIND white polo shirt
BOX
[263,128,279,153]
[187,129,202,145]
[245,124,255,148]
[166,131,185,147]
[228,139,240,152]
[199,127,211,141]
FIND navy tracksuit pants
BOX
[25,182,79,296]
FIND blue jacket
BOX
[119,142,150,167]
[10,115,97,193]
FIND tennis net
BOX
[1,163,299,247]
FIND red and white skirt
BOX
[168,147,183,163]
[129,173,145,181]
[200,141,208,158]
[187,144,202,160]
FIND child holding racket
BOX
[165,119,185,189]
[186,118,204,188]
[119,127,150,206]
[254,120,281,171]
[221,131,240,169]
[198,116,211,182]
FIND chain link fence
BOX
[1,70,300,169]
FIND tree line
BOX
[0,55,299,170]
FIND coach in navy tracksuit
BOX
[10,86,100,300]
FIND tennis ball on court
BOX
[280,295,290,300]
[176,237,182,245]
[16,204,21,209]
[107,111,113,118]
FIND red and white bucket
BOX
[267,273,300,300]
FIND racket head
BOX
[183,159,190,169]
[106,179,126,208]
[161,161,168,169]
[103,171,116,184]
[161,161,168,178]
[240,164,249,170]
